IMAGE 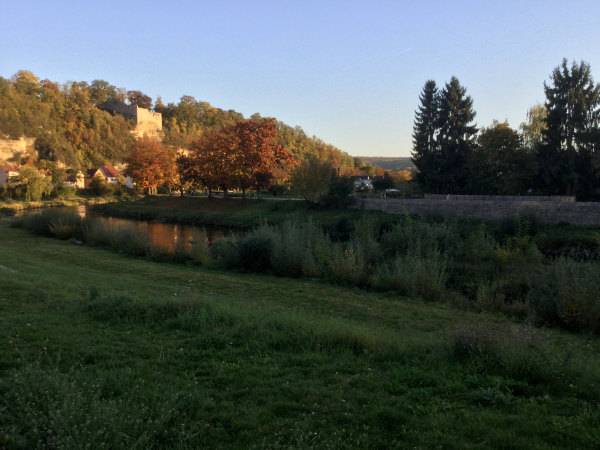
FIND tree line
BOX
[127,118,295,198]
[412,59,600,199]
[0,70,367,175]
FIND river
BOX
[12,205,238,251]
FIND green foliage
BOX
[19,208,82,237]
[5,221,600,448]
[470,121,534,195]
[87,177,113,197]
[13,198,600,335]
[530,258,600,332]
[412,80,440,190]
[209,237,242,268]
[0,72,134,168]
[373,246,448,300]
[412,77,478,193]
[290,156,332,203]
[536,59,600,199]
[238,229,274,272]
[320,172,355,208]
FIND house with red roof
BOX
[0,165,20,188]
[86,166,134,188]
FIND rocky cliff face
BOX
[0,137,36,163]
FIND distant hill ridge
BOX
[357,157,414,171]
[0,70,357,171]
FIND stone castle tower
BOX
[101,100,163,141]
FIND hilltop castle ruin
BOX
[101,100,163,141]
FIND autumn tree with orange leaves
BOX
[231,118,296,197]
[184,119,295,197]
[126,137,176,194]
[186,128,236,197]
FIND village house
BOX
[0,165,20,188]
[63,171,85,189]
[86,166,134,188]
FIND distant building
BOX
[87,166,134,188]
[63,171,85,189]
[101,100,163,141]
[0,164,20,188]
[352,177,373,191]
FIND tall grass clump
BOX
[351,215,381,268]
[210,236,241,269]
[372,246,448,300]
[530,257,600,333]
[189,228,212,265]
[270,219,326,278]
[322,243,368,286]
[18,209,83,239]
[238,225,274,271]
[380,217,457,259]
[81,218,113,246]
[81,219,160,258]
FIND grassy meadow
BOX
[1,217,600,448]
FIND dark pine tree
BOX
[537,59,600,198]
[436,76,478,193]
[411,80,441,192]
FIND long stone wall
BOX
[355,198,600,225]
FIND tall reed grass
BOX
[12,209,600,333]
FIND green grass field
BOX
[1,219,599,448]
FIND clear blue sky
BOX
[1,0,599,157]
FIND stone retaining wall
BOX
[355,198,600,225]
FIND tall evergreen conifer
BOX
[538,59,600,198]
[436,77,478,193]
[412,80,440,191]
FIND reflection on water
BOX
[23,205,237,251]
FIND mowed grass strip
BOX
[0,222,599,449]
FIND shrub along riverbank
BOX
[11,205,600,335]
[1,221,599,448]
[0,196,113,215]
[92,196,389,233]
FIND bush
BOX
[270,220,325,278]
[82,218,113,246]
[19,209,82,238]
[352,215,381,268]
[189,229,212,265]
[52,183,77,199]
[238,229,274,272]
[323,244,367,286]
[530,258,600,333]
[380,219,457,259]
[210,237,241,269]
[372,247,448,300]
[534,228,600,260]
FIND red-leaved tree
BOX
[126,137,176,194]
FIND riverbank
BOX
[0,195,120,216]
[93,195,395,232]
[1,222,599,448]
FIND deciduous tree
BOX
[126,138,176,194]
[127,90,153,109]
[469,121,533,194]
[290,156,333,204]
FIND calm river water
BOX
[15,205,238,251]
